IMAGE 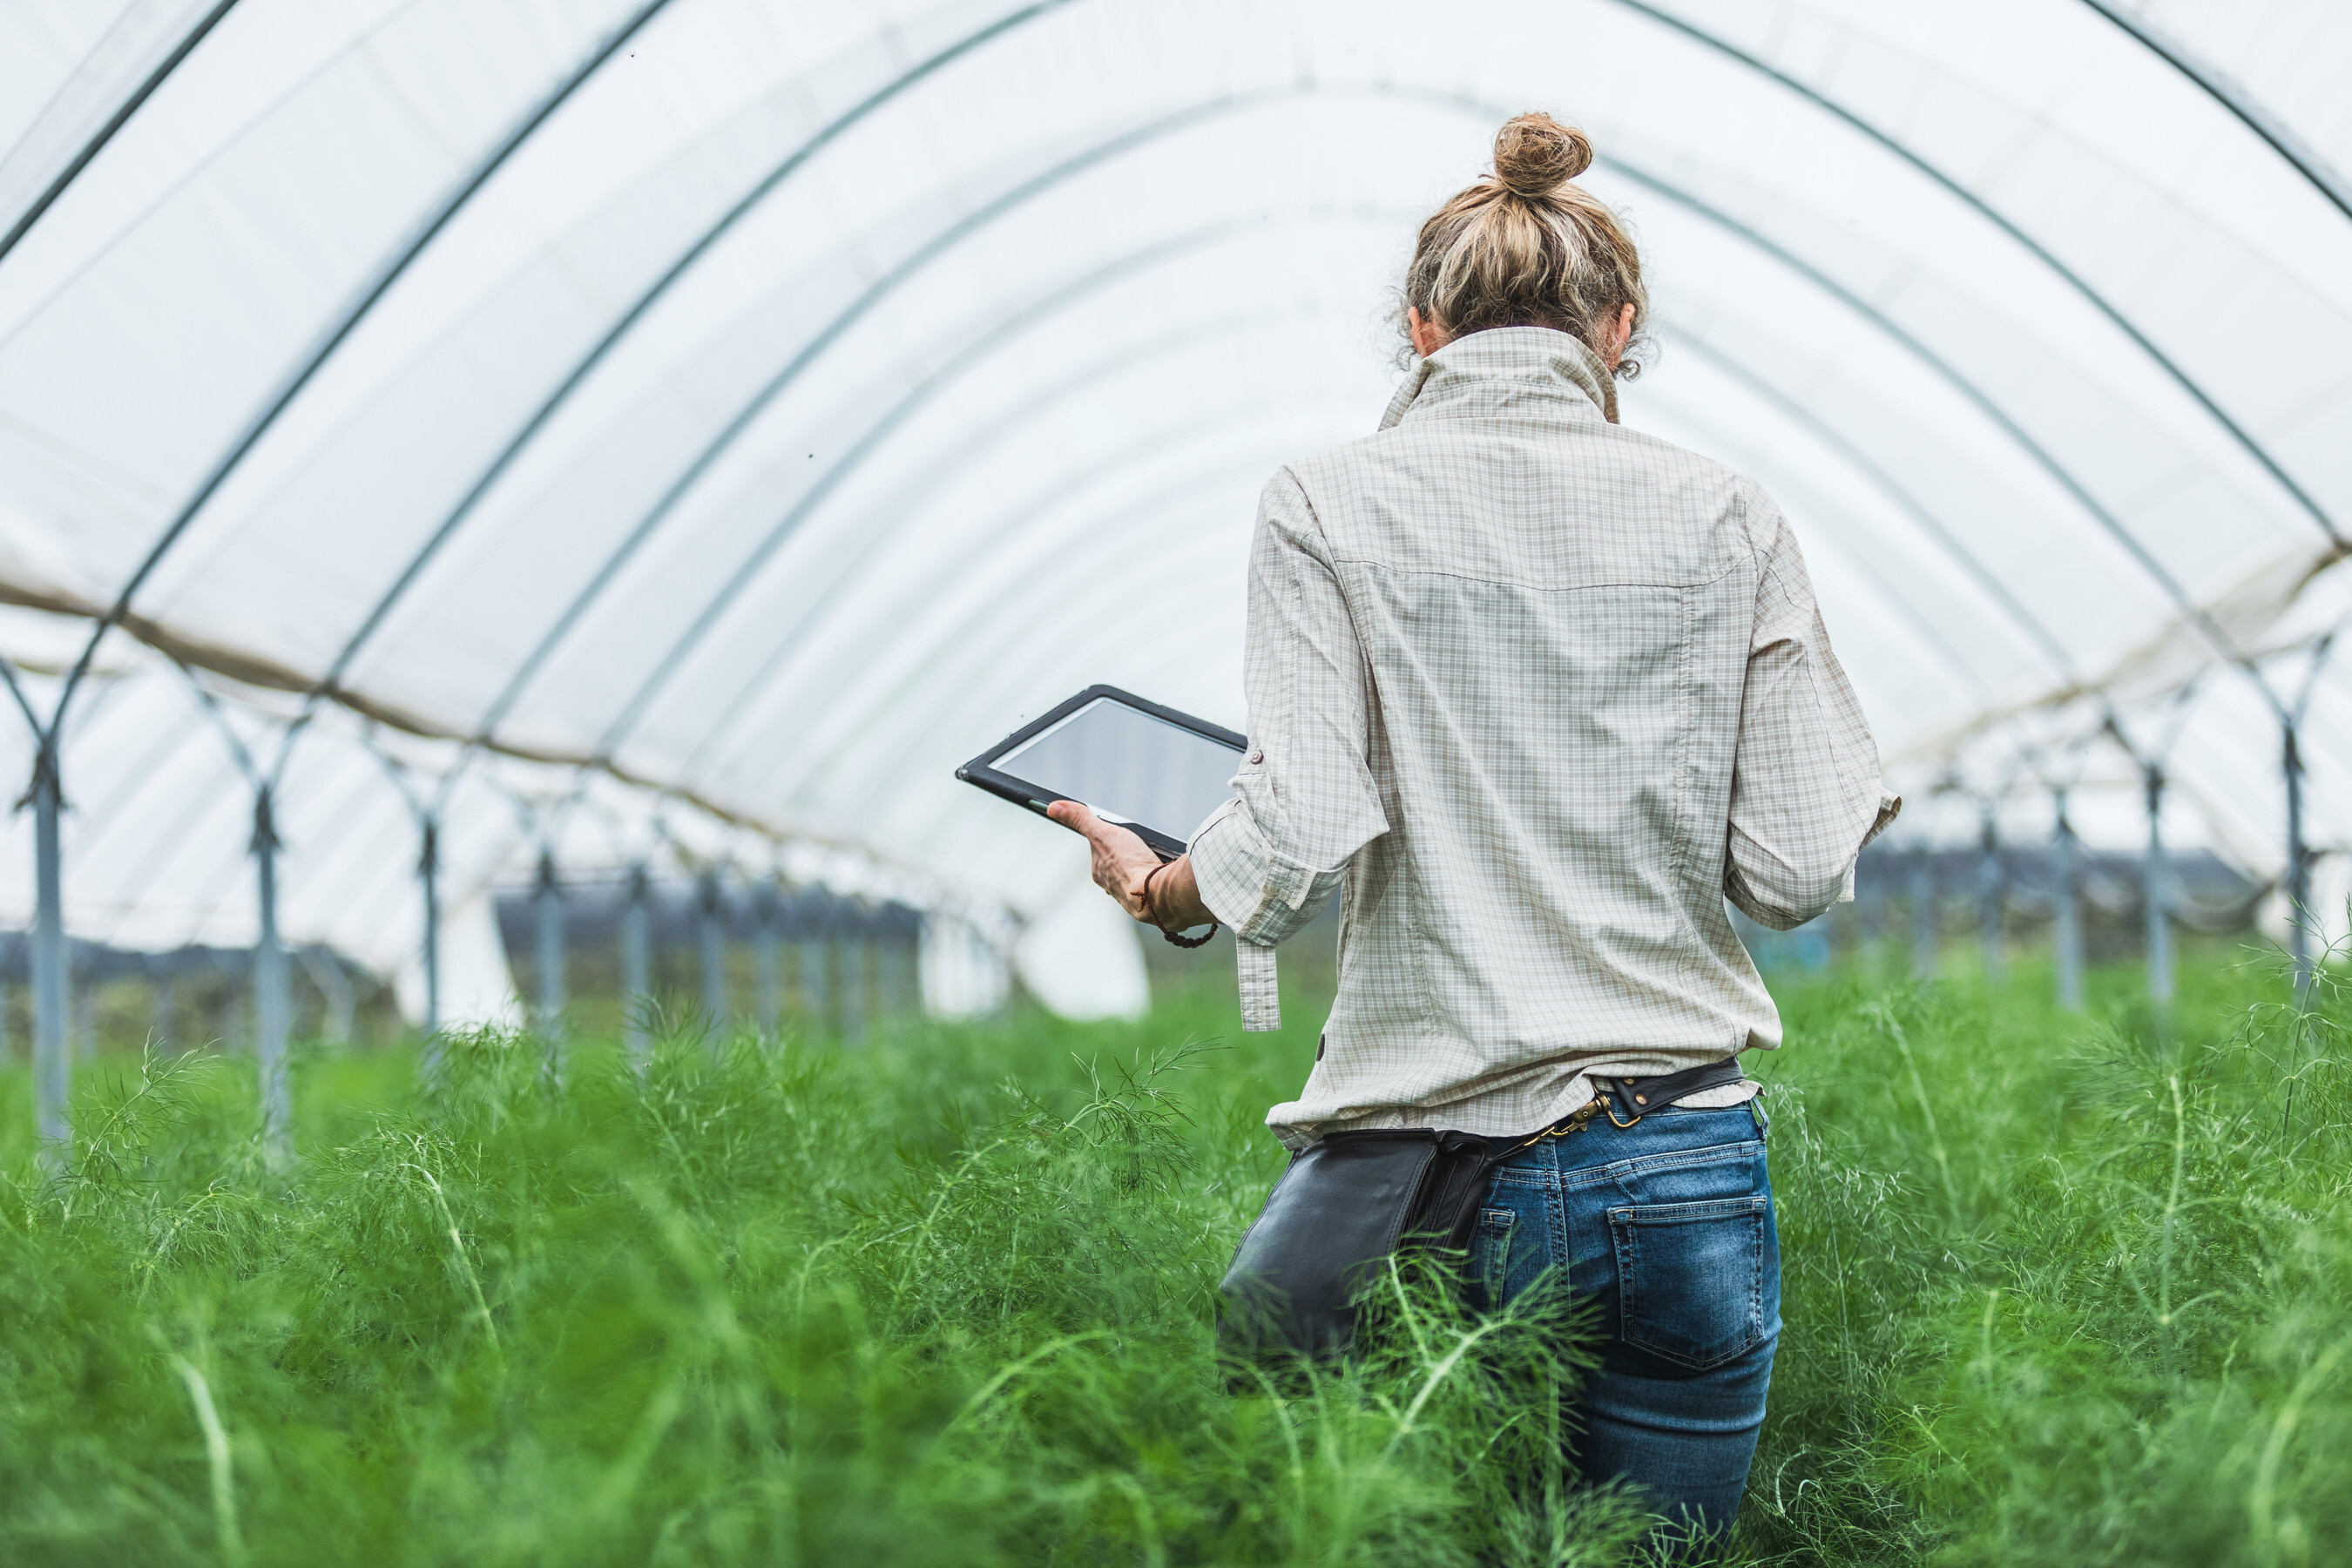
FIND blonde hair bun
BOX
[1401,112,1647,378]
[1492,112,1592,197]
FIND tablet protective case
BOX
[956,685,1247,860]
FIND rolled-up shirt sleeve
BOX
[1723,480,1901,930]
[1190,470,1389,965]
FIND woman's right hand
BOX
[1047,801,1214,931]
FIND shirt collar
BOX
[1377,325,1620,431]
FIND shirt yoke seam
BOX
[1321,558,1748,593]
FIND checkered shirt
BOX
[1187,328,1899,1149]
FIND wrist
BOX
[1146,855,1212,932]
[1132,861,1167,923]
[1138,854,1220,950]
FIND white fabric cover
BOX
[0,0,2342,1008]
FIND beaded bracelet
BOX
[1141,859,1220,949]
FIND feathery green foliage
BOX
[0,947,2346,1565]
[1742,950,2352,1565]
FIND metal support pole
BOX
[534,848,568,1087]
[151,954,172,1047]
[698,868,726,1029]
[214,951,238,1046]
[253,787,291,1156]
[31,749,68,1158]
[875,931,896,1020]
[801,907,828,1037]
[621,862,651,1062]
[2053,791,2084,1012]
[891,930,917,1019]
[2285,720,2314,1000]
[2145,764,2174,1007]
[302,947,354,1045]
[419,816,441,1037]
[754,881,781,1032]
[1977,806,2005,986]
[843,929,869,1044]
[1909,846,1936,980]
[533,847,565,1042]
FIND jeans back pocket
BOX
[1606,1195,1767,1369]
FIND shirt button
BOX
[1248,750,1264,764]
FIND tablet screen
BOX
[995,694,1240,841]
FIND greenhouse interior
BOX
[2,2,2349,1560]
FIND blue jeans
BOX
[1468,1102,1778,1545]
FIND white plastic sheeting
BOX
[0,0,2346,1016]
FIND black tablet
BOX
[957,685,1247,860]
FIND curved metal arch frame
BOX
[818,469,1306,816]
[497,79,2261,781]
[162,656,263,787]
[38,700,233,924]
[394,401,1302,944]
[288,0,1079,754]
[266,1,2331,791]
[265,747,452,929]
[1659,330,2200,803]
[459,89,1288,754]
[724,389,2308,867]
[0,652,43,738]
[10,19,2329,719]
[131,51,2314,802]
[30,17,2340,983]
[1657,328,2081,685]
[39,86,2290,959]
[386,704,1027,934]
[689,397,1335,792]
[589,217,1323,760]
[49,695,426,959]
[828,432,2060,822]
[167,752,426,963]
[37,0,676,745]
[605,105,2289,791]
[1634,357,1999,702]
[672,308,1345,782]
[681,311,2019,796]
[2078,0,2352,226]
[0,0,241,267]
[1597,147,2290,720]
[1606,0,2343,549]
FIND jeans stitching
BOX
[1558,1139,1762,1190]
[1604,1197,1766,1223]
[1751,1194,1766,1341]
[1612,1212,1639,1337]
[1608,1201,1767,1370]
[1478,1207,1516,1303]
[1547,1166,1571,1296]
[1490,1139,1761,1190]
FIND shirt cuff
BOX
[1863,787,1903,848]
[1837,789,1901,903]
[1187,800,1267,929]
[1189,800,1340,943]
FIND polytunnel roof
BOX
[0,0,2348,1011]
